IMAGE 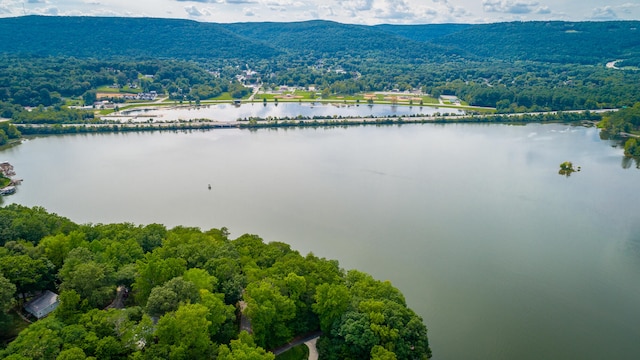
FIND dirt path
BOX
[239,301,252,333]
[105,286,128,309]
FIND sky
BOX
[0,0,638,24]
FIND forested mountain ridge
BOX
[0,16,282,60]
[1,16,639,65]
[223,20,462,61]
[373,23,472,42]
[429,21,640,64]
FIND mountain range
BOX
[0,16,639,65]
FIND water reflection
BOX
[600,131,640,169]
[105,102,463,123]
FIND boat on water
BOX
[0,186,16,196]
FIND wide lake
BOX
[104,102,464,122]
[3,123,640,359]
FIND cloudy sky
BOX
[0,0,638,24]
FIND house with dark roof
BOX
[24,290,59,319]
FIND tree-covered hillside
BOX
[430,21,640,64]
[0,16,281,61]
[0,204,431,359]
[224,20,459,61]
[1,16,639,65]
[373,24,472,43]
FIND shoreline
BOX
[12,109,610,136]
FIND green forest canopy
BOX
[0,204,432,359]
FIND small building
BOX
[24,290,59,319]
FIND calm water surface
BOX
[106,102,463,122]
[3,123,640,359]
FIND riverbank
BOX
[13,110,609,136]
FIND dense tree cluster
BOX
[0,205,431,359]
[0,56,247,110]
[599,103,640,158]
[600,103,640,134]
[0,121,21,146]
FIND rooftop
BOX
[24,290,59,318]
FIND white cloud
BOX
[373,0,416,21]
[618,2,640,14]
[184,5,211,16]
[44,7,59,15]
[536,6,550,14]
[434,0,470,18]
[340,0,374,12]
[590,6,618,20]
[264,0,295,11]
[0,0,636,24]
[27,5,60,15]
[483,0,544,14]
[306,9,320,18]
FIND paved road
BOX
[271,331,322,356]
[247,85,260,101]
[305,337,319,360]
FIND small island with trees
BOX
[558,161,580,177]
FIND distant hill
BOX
[224,20,457,60]
[0,16,639,65]
[0,16,281,60]
[374,23,472,42]
[430,21,640,64]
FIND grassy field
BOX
[0,176,11,188]
[255,90,441,105]
[96,85,141,94]
[211,92,235,101]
